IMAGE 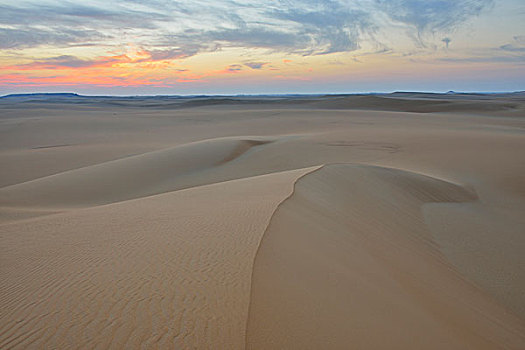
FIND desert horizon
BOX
[3,90,525,97]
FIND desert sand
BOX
[1,93,524,349]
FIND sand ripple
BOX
[0,168,315,349]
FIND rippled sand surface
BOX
[1,93,524,348]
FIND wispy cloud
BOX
[3,48,195,71]
[0,27,106,49]
[438,37,525,63]
[264,0,373,54]
[439,55,525,63]
[0,2,169,28]
[0,0,494,53]
[375,0,493,33]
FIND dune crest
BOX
[0,167,317,349]
[246,164,525,349]
[0,137,272,210]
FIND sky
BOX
[0,0,524,95]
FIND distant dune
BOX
[2,92,524,114]
[1,94,524,348]
[0,137,273,209]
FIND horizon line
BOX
[2,90,525,99]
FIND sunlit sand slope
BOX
[0,137,272,209]
[0,167,315,349]
[246,164,525,349]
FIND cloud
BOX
[4,49,193,71]
[5,54,127,70]
[0,27,106,49]
[144,48,200,61]
[497,36,525,55]
[0,0,499,58]
[226,64,243,72]
[214,64,244,75]
[439,55,525,63]
[500,44,525,53]
[169,1,374,56]
[0,1,170,49]
[375,0,493,33]
[20,55,101,69]
[202,27,300,51]
[244,62,267,69]
[0,0,375,55]
[438,40,525,63]
[514,36,525,44]
[265,0,373,54]
[0,2,169,29]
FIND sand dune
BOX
[0,137,272,209]
[3,92,523,114]
[0,167,316,349]
[246,164,525,349]
[1,93,524,349]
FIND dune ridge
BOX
[2,93,523,115]
[0,136,273,210]
[0,167,318,349]
[246,164,525,349]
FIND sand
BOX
[1,93,524,348]
[0,167,317,348]
[246,165,524,349]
